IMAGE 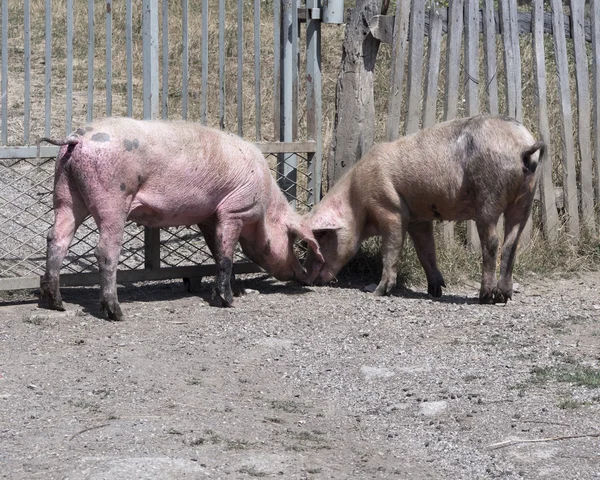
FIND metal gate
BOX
[0,0,335,291]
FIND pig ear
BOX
[289,222,325,264]
[309,211,343,232]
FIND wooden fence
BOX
[335,0,600,247]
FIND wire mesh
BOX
[0,152,313,286]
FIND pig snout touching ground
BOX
[38,117,322,321]
[304,114,544,304]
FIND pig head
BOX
[304,115,544,304]
[38,117,322,321]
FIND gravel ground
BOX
[1,271,600,479]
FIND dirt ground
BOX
[1,270,600,479]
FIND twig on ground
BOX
[69,423,111,441]
[489,432,600,450]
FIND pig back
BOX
[68,118,273,227]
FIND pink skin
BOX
[304,115,544,304]
[39,118,322,321]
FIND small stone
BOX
[419,400,448,416]
[364,283,378,293]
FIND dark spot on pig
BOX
[138,175,142,185]
[262,240,272,257]
[430,204,442,220]
[85,126,94,132]
[461,133,476,158]
[75,128,85,136]
[91,132,111,143]
[132,139,139,149]
[120,183,126,192]
[124,139,133,151]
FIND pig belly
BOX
[127,198,216,228]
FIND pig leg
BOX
[476,219,501,304]
[407,221,446,297]
[40,186,89,311]
[374,210,408,296]
[496,203,531,303]
[92,211,127,321]
[198,223,245,297]
[212,218,244,307]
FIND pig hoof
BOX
[373,283,393,296]
[478,289,495,304]
[39,298,66,311]
[212,288,234,307]
[232,283,246,297]
[220,296,234,307]
[493,289,512,304]
[428,283,444,298]
[101,300,124,321]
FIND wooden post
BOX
[570,0,594,232]
[532,0,559,242]
[441,0,464,246]
[550,0,579,241]
[328,0,387,186]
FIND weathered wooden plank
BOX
[161,0,169,119]
[370,10,593,46]
[532,0,558,242]
[218,0,224,126]
[404,1,425,135]
[0,142,317,161]
[422,7,443,128]
[23,0,31,143]
[0,263,262,292]
[571,0,594,231]
[551,0,579,240]
[0,145,59,159]
[385,0,410,141]
[256,141,317,154]
[329,1,385,185]
[442,0,464,245]
[237,0,244,135]
[499,0,516,119]
[126,0,133,117]
[182,0,189,119]
[464,0,480,250]
[592,0,600,227]
[201,0,208,124]
[66,0,74,134]
[444,0,463,122]
[508,0,522,122]
[482,0,498,115]
[105,0,113,117]
[254,0,262,139]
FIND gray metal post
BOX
[143,0,159,120]
[142,0,160,269]
[306,0,322,206]
[278,0,297,207]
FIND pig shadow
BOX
[322,273,481,305]
[41,274,314,321]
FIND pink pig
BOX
[38,117,322,320]
[304,115,544,304]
